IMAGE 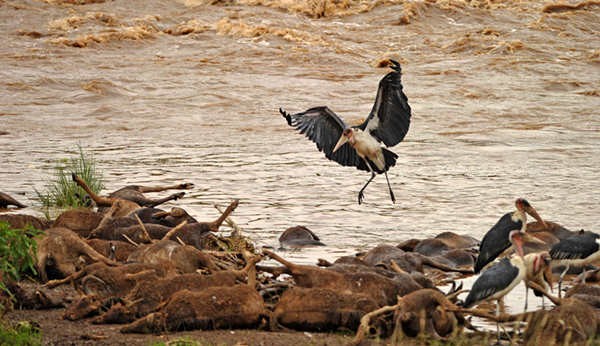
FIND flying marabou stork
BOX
[464,230,528,341]
[474,198,547,273]
[280,60,411,204]
[550,230,600,297]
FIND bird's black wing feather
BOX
[550,232,600,260]
[358,60,411,147]
[280,106,367,172]
[464,258,519,307]
[474,213,521,273]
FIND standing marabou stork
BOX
[474,198,547,273]
[280,60,411,204]
[463,230,528,341]
[550,230,600,297]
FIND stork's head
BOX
[515,198,547,229]
[532,251,551,274]
[333,128,355,153]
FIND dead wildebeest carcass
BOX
[316,255,434,290]
[36,227,118,282]
[108,181,193,208]
[352,288,464,345]
[271,287,380,333]
[145,207,198,227]
[520,296,599,346]
[361,244,474,275]
[0,214,50,230]
[42,261,174,321]
[156,199,239,249]
[51,208,104,238]
[120,286,266,334]
[0,191,27,209]
[262,250,420,306]
[86,239,138,262]
[126,239,219,273]
[278,225,325,248]
[95,254,262,324]
[72,174,141,217]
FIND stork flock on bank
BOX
[279,60,599,338]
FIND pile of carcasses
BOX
[1,179,598,345]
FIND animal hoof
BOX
[179,183,194,190]
[173,192,185,200]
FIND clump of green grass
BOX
[0,221,42,312]
[35,145,104,210]
[0,320,41,346]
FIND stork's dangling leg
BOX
[558,265,570,298]
[524,286,529,312]
[495,300,501,344]
[384,171,395,204]
[358,160,376,205]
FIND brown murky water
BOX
[1,0,599,317]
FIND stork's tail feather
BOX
[382,147,398,172]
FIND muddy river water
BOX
[1,0,599,316]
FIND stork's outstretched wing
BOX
[359,60,411,147]
[280,106,367,171]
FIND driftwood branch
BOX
[214,204,242,237]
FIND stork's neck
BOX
[509,255,526,273]
[512,210,527,232]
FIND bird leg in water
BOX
[358,160,376,205]
[384,171,395,204]
[358,172,376,205]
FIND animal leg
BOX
[384,171,396,204]
[358,160,376,205]
[143,192,185,207]
[135,183,194,193]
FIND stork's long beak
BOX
[333,134,348,153]
[521,231,547,245]
[525,206,547,230]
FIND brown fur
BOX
[264,250,418,306]
[52,208,103,237]
[120,286,265,333]
[57,262,173,320]
[523,297,598,345]
[127,239,218,273]
[72,174,140,216]
[96,256,260,324]
[361,245,473,274]
[86,239,138,262]
[36,227,119,282]
[392,289,461,339]
[0,214,50,230]
[272,287,379,332]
